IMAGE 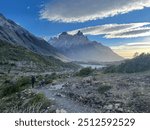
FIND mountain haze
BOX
[49,31,124,63]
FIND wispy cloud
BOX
[40,0,150,23]
[68,22,150,38]
[106,27,150,38]
[111,42,150,49]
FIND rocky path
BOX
[35,83,97,113]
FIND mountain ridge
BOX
[49,31,124,63]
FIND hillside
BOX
[104,53,150,73]
[0,13,67,61]
[0,40,78,74]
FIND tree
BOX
[133,52,139,58]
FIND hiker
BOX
[31,76,35,88]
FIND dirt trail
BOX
[35,84,97,113]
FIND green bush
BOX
[97,85,112,94]
[103,65,117,73]
[77,67,93,76]
[1,82,18,97]
[27,93,52,111]
[50,73,57,79]
[16,77,30,88]
[1,77,30,97]
[29,93,45,105]
[45,79,53,85]
[44,73,58,85]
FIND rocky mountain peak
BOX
[60,32,68,36]
[49,31,124,62]
[49,31,90,49]
[75,30,84,36]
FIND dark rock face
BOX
[49,31,124,62]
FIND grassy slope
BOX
[0,40,78,72]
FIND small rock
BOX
[115,103,120,109]
[117,108,124,112]
[56,109,67,113]
[104,104,113,110]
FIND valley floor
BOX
[35,70,150,113]
[1,69,150,113]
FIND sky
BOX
[0,0,150,58]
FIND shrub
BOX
[50,73,57,79]
[97,85,112,94]
[1,82,18,97]
[44,73,57,85]
[77,67,93,76]
[103,65,117,73]
[1,77,30,97]
[16,77,30,88]
[29,93,45,105]
[27,93,52,111]
[45,79,53,85]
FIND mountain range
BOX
[49,31,124,63]
[0,13,123,65]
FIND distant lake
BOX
[79,63,105,69]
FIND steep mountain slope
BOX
[0,40,78,73]
[49,31,124,63]
[0,13,67,60]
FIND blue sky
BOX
[0,0,150,58]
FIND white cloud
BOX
[40,0,150,23]
[111,41,150,50]
[68,22,150,38]
[127,42,150,47]
[106,27,150,38]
